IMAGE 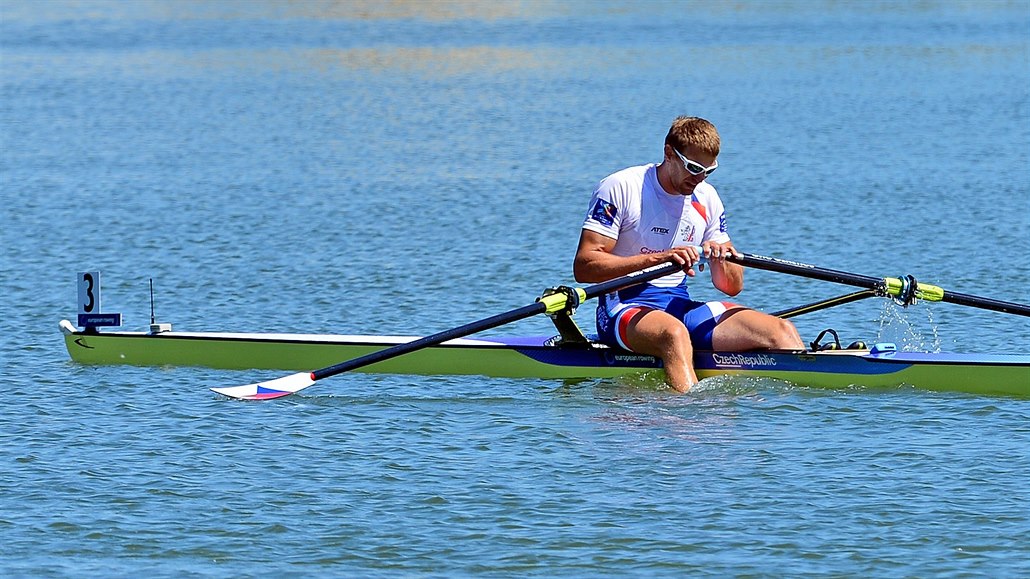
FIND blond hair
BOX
[665,116,720,157]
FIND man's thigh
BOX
[709,308,784,351]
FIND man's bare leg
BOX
[711,309,804,351]
[622,308,698,393]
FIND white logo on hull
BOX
[711,353,777,367]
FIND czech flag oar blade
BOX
[211,372,316,400]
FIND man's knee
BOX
[627,314,692,359]
[769,318,802,349]
[655,321,693,359]
[668,320,692,342]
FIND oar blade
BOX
[212,372,316,400]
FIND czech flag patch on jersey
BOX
[590,198,617,227]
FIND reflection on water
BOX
[0,0,579,23]
[298,46,558,75]
[6,43,1020,88]
[3,0,1017,23]
[282,0,579,21]
[587,375,778,445]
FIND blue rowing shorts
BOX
[595,284,741,351]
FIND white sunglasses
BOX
[673,148,718,176]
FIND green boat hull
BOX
[60,321,1030,397]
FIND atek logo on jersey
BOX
[650,226,670,235]
[679,224,696,243]
[719,212,728,233]
[590,199,617,227]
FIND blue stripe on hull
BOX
[695,351,911,376]
[511,344,663,371]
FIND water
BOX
[2,1,1029,575]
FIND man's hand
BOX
[665,246,703,277]
[701,241,740,261]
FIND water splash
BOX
[875,300,942,352]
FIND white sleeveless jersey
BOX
[582,164,730,288]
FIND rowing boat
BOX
[58,321,1030,397]
[61,252,1030,400]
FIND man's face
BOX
[669,144,718,195]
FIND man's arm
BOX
[574,229,703,284]
[702,241,744,297]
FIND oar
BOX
[212,260,689,400]
[730,253,1030,317]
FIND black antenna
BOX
[148,279,171,334]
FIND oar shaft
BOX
[730,253,882,288]
[312,261,684,381]
[939,289,1030,316]
[731,252,1030,317]
[312,302,545,380]
[581,261,683,299]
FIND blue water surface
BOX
[2,1,1028,576]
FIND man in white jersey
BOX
[574,116,804,392]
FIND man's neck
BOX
[654,161,684,197]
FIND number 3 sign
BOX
[77,271,121,329]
